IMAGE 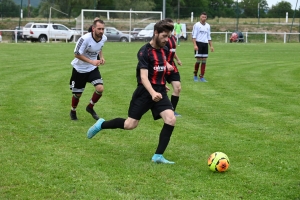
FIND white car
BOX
[136,23,155,42]
[137,22,188,42]
[23,22,76,42]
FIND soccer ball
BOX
[207,152,230,172]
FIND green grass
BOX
[0,41,299,199]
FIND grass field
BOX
[0,41,300,199]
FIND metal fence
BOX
[0,29,299,43]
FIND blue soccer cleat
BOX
[200,77,208,82]
[87,118,105,139]
[151,154,175,164]
[193,76,198,82]
[174,111,181,117]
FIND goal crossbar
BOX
[80,9,163,37]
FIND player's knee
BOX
[175,85,181,93]
[124,120,138,130]
[73,93,82,98]
[95,84,104,93]
[165,114,176,126]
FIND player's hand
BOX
[165,85,170,92]
[99,58,105,65]
[177,59,182,66]
[152,92,163,102]
[194,45,198,51]
[166,62,174,71]
[91,60,101,67]
[210,47,214,52]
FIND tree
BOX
[208,0,236,18]
[239,0,268,18]
[114,0,155,11]
[267,1,293,18]
[0,0,19,17]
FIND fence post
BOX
[225,32,227,43]
[246,32,248,43]
[284,32,286,43]
[265,32,267,43]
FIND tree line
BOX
[1,0,299,19]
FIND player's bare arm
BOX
[192,38,198,51]
[140,69,162,102]
[174,53,182,66]
[99,51,105,65]
[209,40,214,52]
[166,61,174,71]
[75,54,101,66]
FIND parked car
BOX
[12,26,24,40]
[136,23,155,42]
[23,22,76,42]
[104,27,134,42]
[131,28,143,39]
[137,22,188,42]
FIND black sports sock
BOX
[101,118,125,129]
[155,123,175,154]
[171,95,179,111]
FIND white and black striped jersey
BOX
[71,32,107,73]
[192,22,211,43]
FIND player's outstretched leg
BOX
[152,154,175,164]
[87,118,105,139]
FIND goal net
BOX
[76,9,162,41]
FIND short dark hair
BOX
[154,20,174,34]
[164,18,173,23]
[93,19,105,27]
[201,12,207,16]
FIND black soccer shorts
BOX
[69,67,103,94]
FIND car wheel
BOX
[39,35,47,43]
[68,36,74,42]
[120,37,128,42]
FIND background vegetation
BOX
[0,42,299,199]
[1,0,300,19]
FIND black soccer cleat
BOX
[86,106,99,120]
[70,110,78,120]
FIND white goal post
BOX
[80,9,163,41]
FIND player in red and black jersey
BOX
[164,18,182,117]
[86,20,177,164]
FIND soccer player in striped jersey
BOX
[69,19,107,120]
[192,12,214,82]
[87,20,177,164]
[164,18,182,117]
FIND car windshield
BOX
[145,23,154,30]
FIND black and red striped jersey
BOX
[166,35,179,73]
[136,43,169,86]
[166,35,176,63]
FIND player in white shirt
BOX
[69,19,107,120]
[192,12,214,82]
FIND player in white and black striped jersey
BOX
[69,19,107,120]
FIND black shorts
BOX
[166,71,181,83]
[194,42,208,58]
[128,85,173,120]
[69,68,103,94]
